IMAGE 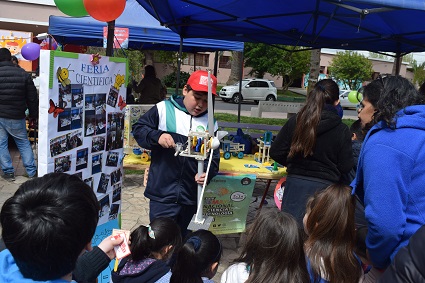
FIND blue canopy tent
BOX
[135,0,425,54]
[48,0,243,52]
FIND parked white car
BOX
[219,78,277,104]
[339,89,359,109]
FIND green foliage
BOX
[412,61,425,86]
[86,47,145,83]
[368,52,390,60]
[244,43,310,89]
[162,71,191,88]
[329,51,373,90]
[153,50,188,70]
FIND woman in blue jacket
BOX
[351,75,425,276]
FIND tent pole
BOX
[106,21,115,57]
[237,51,244,123]
[176,37,183,95]
[393,52,402,75]
[213,51,219,109]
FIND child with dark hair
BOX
[221,210,309,283]
[170,229,222,283]
[112,217,181,283]
[304,184,363,283]
[0,173,100,282]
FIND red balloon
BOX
[84,0,126,22]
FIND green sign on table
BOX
[204,173,256,235]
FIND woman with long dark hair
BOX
[270,79,353,225]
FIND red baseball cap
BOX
[187,70,217,95]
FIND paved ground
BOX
[0,146,278,282]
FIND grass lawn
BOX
[215,112,355,128]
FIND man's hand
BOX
[158,133,176,149]
[28,118,38,129]
[195,172,207,186]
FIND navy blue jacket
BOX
[132,95,220,205]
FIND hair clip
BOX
[147,224,156,239]
[187,236,202,252]
[316,83,326,92]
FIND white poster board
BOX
[38,50,127,229]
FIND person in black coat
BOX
[270,79,353,225]
[0,48,38,180]
[379,225,425,283]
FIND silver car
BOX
[219,78,277,104]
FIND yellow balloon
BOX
[348,91,362,103]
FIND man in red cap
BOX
[132,70,219,235]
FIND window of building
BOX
[219,56,231,69]
[182,54,209,67]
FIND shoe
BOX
[3,173,15,182]
[24,172,37,179]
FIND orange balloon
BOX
[83,0,126,22]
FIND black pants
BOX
[281,174,332,226]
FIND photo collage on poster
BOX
[43,55,127,226]
[57,84,84,132]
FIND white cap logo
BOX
[199,75,208,86]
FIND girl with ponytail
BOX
[170,229,222,283]
[111,217,181,283]
[270,79,354,225]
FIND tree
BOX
[368,52,390,60]
[307,49,321,93]
[244,43,310,90]
[226,51,243,85]
[329,51,373,90]
[412,61,425,86]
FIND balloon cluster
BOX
[54,0,126,22]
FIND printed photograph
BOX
[108,203,120,221]
[70,108,83,130]
[92,135,106,153]
[57,109,71,132]
[107,86,119,108]
[92,153,103,175]
[54,154,71,173]
[106,112,124,150]
[76,148,89,171]
[106,151,119,167]
[112,184,121,203]
[71,84,84,108]
[97,173,110,194]
[110,168,122,186]
[50,134,68,157]
[98,195,110,218]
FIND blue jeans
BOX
[0,118,36,177]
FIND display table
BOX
[124,153,286,210]
[219,155,286,209]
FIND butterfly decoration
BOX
[118,96,127,111]
[114,74,125,90]
[48,99,65,118]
